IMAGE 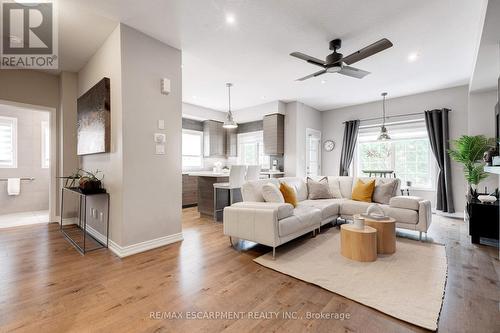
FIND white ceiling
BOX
[469,0,500,92]
[60,0,486,111]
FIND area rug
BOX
[254,228,447,331]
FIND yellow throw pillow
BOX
[280,182,298,207]
[351,179,376,202]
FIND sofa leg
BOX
[419,231,422,241]
[229,236,234,248]
[272,247,276,260]
[312,229,316,237]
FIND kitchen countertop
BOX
[185,170,285,177]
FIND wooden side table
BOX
[357,214,396,254]
[340,224,377,262]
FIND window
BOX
[182,129,203,168]
[355,120,435,190]
[0,116,17,168]
[41,121,50,168]
[237,131,270,169]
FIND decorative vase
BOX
[353,216,365,229]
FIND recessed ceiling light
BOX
[261,96,266,99]
[225,14,236,25]
[321,79,326,84]
[407,52,419,62]
[192,95,197,99]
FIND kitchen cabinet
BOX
[203,120,225,157]
[182,174,198,207]
[225,127,237,157]
[263,113,284,155]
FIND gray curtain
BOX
[425,109,455,213]
[339,120,360,176]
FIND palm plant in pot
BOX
[448,135,495,198]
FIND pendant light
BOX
[223,83,238,129]
[377,92,391,141]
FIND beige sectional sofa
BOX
[223,176,432,258]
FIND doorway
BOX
[0,102,53,228]
[306,128,321,177]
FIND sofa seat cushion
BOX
[339,200,372,217]
[389,196,422,211]
[298,199,342,220]
[278,206,321,237]
[382,206,419,224]
[231,202,294,220]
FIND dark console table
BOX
[466,197,499,245]
[60,187,110,254]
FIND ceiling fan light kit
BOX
[290,38,393,81]
[223,83,238,129]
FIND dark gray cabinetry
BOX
[263,113,284,155]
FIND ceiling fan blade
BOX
[296,69,327,81]
[338,66,370,79]
[290,52,325,67]
[341,38,393,65]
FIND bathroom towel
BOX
[7,178,20,195]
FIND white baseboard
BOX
[86,225,183,258]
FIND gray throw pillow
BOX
[307,177,333,200]
[372,180,397,204]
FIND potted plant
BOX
[448,135,495,198]
[78,169,104,194]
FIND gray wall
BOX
[284,101,322,177]
[78,23,182,248]
[0,106,50,214]
[120,24,182,246]
[321,85,470,213]
[78,24,124,245]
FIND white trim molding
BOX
[86,225,183,258]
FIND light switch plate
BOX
[155,144,165,155]
[161,78,170,95]
[154,133,166,143]
[158,119,165,129]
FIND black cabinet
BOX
[467,197,499,245]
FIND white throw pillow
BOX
[327,178,343,198]
[262,183,285,203]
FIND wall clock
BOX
[323,140,335,152]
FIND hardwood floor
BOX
[0,208,498,332]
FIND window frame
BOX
[354,120,437,191]
[0,116,18,168]
[237,130,270,169]
[182,129,204,169]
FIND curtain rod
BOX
[342,110,451,124]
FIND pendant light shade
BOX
[377,92,391,141]
[223,83,238,129]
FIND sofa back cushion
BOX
[326,176,354,199]
[241,178,280,202]
[278,177,308,201]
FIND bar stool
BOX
[246,165,261,181]
[213,165,246,221]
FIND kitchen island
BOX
[186,170,285,219]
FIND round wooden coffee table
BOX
[355,214,396,254]
[340,224,377,262]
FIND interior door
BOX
[306,128,321,177]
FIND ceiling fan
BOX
[290,38,393,81]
